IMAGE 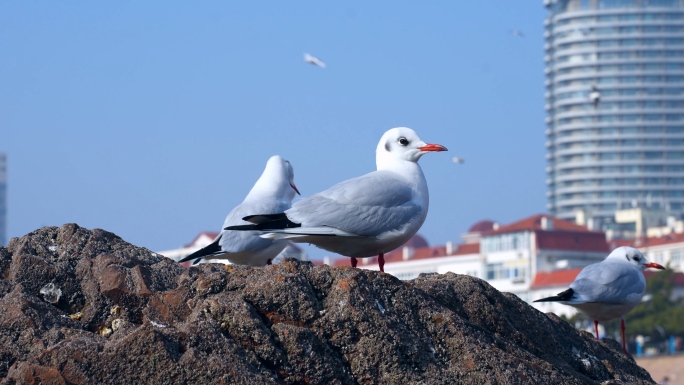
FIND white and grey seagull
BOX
[590,85,601,109]
[225,127,447,272]
[534,246,665,354]
[178,155,300,266]
[304,53,326,68]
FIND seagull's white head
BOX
[249,155,300,202]
[606,246,665,271]
[375,127,447,170]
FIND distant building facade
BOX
[337,213,684,318]
[341,214,611,311]
[0,153,6,246]
[544,0,684,230]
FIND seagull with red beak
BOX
[179,155,300,266]
[225,127,447,272]
[535,246,665,354]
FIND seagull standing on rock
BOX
[225,127,448,273]
[178,155,300,266]
[534,246,665,354]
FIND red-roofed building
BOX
[338,214,610,302]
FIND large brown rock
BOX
[0,224,655,384]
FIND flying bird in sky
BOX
[510,29,525,38]
[590,85,601,109]
[304,53,326,68]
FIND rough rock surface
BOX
[0,224,655,384]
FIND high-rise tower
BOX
[0,153,6,246]
[545,0,684,230]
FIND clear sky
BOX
[1,1,548,259]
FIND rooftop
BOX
[530,268,582,289]
[484,214,595,236]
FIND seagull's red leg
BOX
[351,257,358,268]
[378,253,385,273]
[621,318,627,354]
[267,259,272,265]
[594,320,599,339]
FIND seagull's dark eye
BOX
[398,137,409,146]
[632,256,639,261]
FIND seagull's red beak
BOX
[418,143,448,152]
[291,183,301,195]
[645,262,665,270]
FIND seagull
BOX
[178,155,300,266]
[590,86,601,109]
[452,157,465,164]
[304,53,326,68]
[510,29,525,38]
[534,246,665,354]
[225,127,447,272]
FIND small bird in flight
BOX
[510,29,525,38]
[304,53,326,68]
[590,86,601,109]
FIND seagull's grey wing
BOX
[219,198,291,253]
[286,171,422,237]
[570,262,645,304]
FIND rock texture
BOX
[0,224,655,384]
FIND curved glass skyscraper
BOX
[545,0,684,229]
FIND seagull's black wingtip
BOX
[533,288,574,303]
[177,235,222,264]
[225,213,301,231]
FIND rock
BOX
[0,224,655,384]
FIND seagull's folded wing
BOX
[570,262,645,304]
[286,171,423,237]
[218,197,291,253]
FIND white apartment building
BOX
[342,214,611,311]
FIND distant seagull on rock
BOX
[178,155,300,267]
[304,53,326,68]
[225,127,447,273]
[590,86,601,109]
[534,246,665,354]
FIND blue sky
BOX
[1,1,548,259]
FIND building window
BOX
[481,232,529,253]
[653,252,664,265]
[486,262,528,281]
